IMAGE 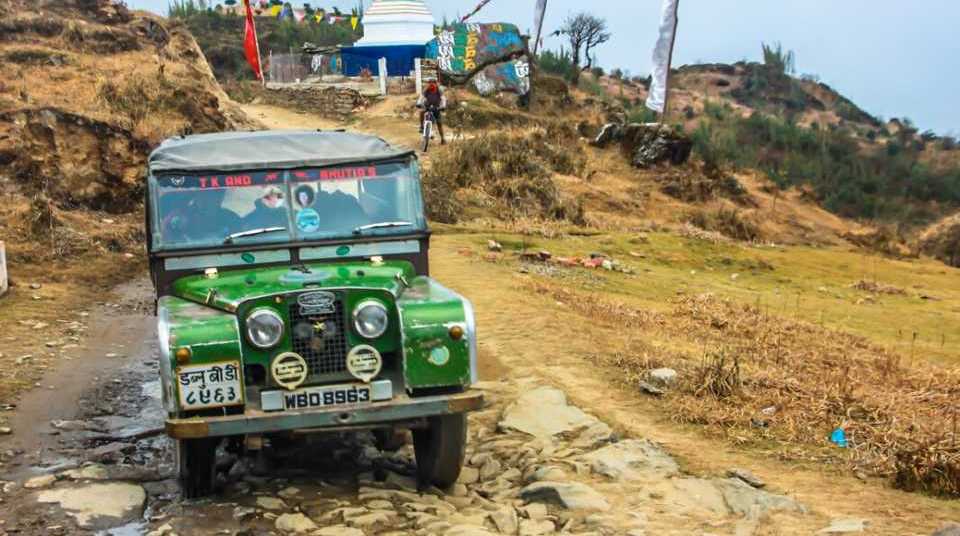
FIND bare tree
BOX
[559,12,611,84]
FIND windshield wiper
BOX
[353,221,414,234]
[223,227,286,244]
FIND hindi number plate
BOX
[177,361,244,410]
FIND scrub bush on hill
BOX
[537,49,578,82]
[691,110,960,224]
[422,127,585,224]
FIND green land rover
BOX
[146,130,482,497]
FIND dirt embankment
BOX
[0,0,259,403]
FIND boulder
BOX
[726,467,765,488]
[817,518,869,533]
[590,123,693,168]
[621,123,692,168]
[489,505,519,534]
[580,439,679,481]
[24,474,57,489]
[647,368,678,386]
[499,387,597,439]
[932,524,960,536]
[256,497,288,511]
[519,519,555,535]
[520,481,610,511]
[275,513,318,533]
[714,478,804,516]
[36,482,146,529]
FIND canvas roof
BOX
[148,130,414,174]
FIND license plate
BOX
[176,361,244,410]
[270,383,372,411]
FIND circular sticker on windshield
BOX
[336,245,351,256]
[346,345,382,383]
[296,208,321,233]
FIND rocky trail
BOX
[0,273,811,536]
[0,103,958,535]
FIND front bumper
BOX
[166,390,484,439]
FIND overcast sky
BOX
[129,0,959,134]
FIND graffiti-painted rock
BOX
[426,23,525,77]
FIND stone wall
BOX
[263,86,371,119]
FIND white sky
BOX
[128,0,960,134]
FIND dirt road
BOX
[0,104,957,535]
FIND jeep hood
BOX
[172,260,415,313]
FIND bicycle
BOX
[420,105,440,153]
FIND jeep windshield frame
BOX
[147,158,428,253]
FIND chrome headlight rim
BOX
[246,308,284,349]
[353,299,389,339]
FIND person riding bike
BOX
[416,81,447,145]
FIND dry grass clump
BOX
[3,46,71,66]
[422,128,586,224]
[850,279,906,295]
[917,212,960,267]
[524,279,960,496]
[692,350,742,398]
[687,207,762,242]
[96,73,179,128]
[842,225,912,258]
[445,97,536,130]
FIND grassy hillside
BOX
[542,45,960,228]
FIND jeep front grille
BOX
[288,297,348,377]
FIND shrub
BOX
[422,129,586,224]
[538,49,577,81]
[688,207,762,241]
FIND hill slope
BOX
[0,0,259,398]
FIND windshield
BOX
[288,162,425,240]
[151,160,426,251]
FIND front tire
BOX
[413,413,466,488]
[422,121,432,153]
[177,438,219,499]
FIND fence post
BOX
[415,58,422,96]
[378,57,388,96]
[0,241,7,297]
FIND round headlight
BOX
[246,308,284,348]
[353,300,388,339]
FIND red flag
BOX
[243,0,263,81]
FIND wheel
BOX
[422,121,432,153]
[177,437,219,499]
[413,413,466,488]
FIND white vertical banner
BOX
[532,0,548,55]
[646,0,679,114]
[378,57,387,95]
[414,57,423,96]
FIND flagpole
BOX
[660,0,679,124]
[253,8,265,85]
[660,0,680,125]
[532,0,547,55]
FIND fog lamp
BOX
[175,347,192,364]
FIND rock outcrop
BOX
[591,122,693,168]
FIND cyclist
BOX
[416,81,447,145]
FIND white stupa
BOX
[355,0,436,47]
